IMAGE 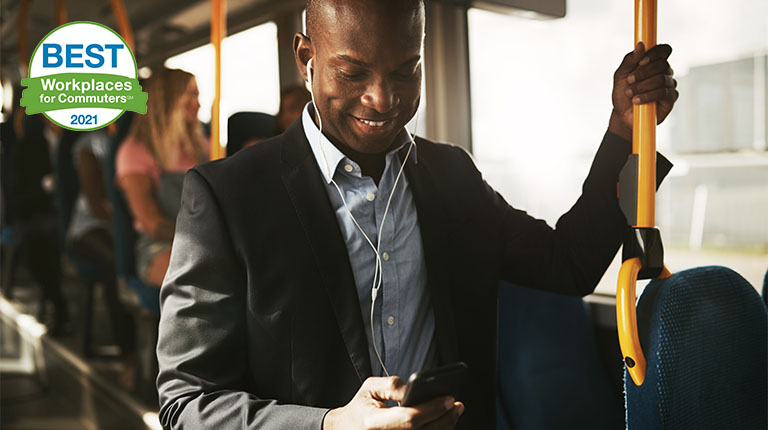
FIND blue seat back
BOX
[497,282,624,430]
[625,266,767,429]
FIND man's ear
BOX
[293,33,314,83]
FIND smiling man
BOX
[156,0,677,429]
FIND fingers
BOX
[364,376,407,403]
[628,56,673,85]
[638,43,673,66]
[614,42,646,82]
[632,87,679,106]
[368,396,456,429]
[627,74,676,99]
[625,44,677,106]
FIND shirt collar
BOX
[301,102,417,184]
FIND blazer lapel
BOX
[280,122,373,383]
[403,141,460,366]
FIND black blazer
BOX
[157,119,671,429]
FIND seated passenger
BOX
[66,129,136,386]
[116,68,207,288]
[3,100,70,335]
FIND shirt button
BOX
[382,252,390,261]
[366,192,375,201]
[344,164,354,173]
[387,316,395,326]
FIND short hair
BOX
[305,0,424,40]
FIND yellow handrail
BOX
[210,0,226,160]
[110,0,135,50]
[108,0,135,136]
[18,0,31,69]
[634,0,657,228]
[617,0,674,387]
[55,0,67,26]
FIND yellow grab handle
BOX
[617,258,645,385]
[618,258,672,386]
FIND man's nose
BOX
[360,78,399,114]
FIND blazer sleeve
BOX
[156,169,329,430]
[476,130,672,295]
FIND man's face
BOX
[298,1,424,154]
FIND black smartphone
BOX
[400,362,468,407]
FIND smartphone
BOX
[400,362,468,407]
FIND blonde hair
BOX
[128,67,206,170]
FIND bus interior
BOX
[0,0,766,428]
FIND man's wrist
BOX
[608,110,632,141]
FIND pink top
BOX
[116,137,208,232]
[116,137,207,188]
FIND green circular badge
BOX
[20,21,147,131]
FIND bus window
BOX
[165,22,280,148]
[467,0,768,294]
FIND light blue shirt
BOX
[302,103,435,379]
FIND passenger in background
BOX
[67,129,136,387]
[225,112,276,157]
[2,95,69,334]
[225,84,311,157]
[276,83,312,133]
[116,68,208,288]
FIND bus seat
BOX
[763,268,767,308]
[226,112,276,157]
[625,266,767,430]
[497,282,624,430]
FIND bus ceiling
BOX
[1,0,564,76]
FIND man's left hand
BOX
[609,42,679,140]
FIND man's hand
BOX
[609,42,679,141]
[323,376,464,430]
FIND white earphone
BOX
[307,57,418,378]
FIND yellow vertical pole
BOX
[55,0,67,25]
[210,0,226,160]
[108,0,135,136]
[110,0,135,50]
[633,0,657,228]
[18,0,31,69]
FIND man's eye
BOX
[394,69,419,80]
[337,70,364,80]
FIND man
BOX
[156,0,678,428]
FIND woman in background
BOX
[116,68,207,288]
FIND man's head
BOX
[294,0,425,154]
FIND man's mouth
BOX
[353,115,394,128]
[357,118,387,127]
